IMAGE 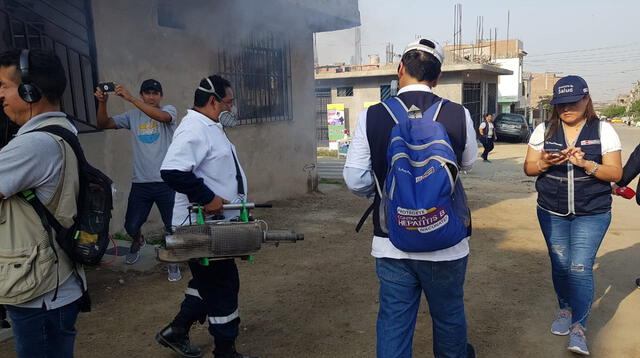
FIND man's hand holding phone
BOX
[95,82,116,103]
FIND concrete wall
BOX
[434,73,463,103]
[530,73,560,107]
[317,75,394,134]
[87,0,328,235]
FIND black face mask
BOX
[0,109,19,149]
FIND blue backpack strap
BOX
[381,97,410,124]
[423,98,448,122]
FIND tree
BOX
[600,105,626,118]
[629,100,640,118]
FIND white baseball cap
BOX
[403,38,445,64]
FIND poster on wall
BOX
[327,103,346,146]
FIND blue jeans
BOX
[6,301,80,358]
[124,182,175,236]
[376,257,471,358]
[537,208,611,329]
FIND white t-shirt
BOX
[528,121,622,154]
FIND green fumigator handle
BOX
[195,205,209,266]
[196,205,205,225]
[240,201,253,263]
[239,200,249,222]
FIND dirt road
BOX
[2,128,640,357]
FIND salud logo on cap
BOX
[550,75,589,105]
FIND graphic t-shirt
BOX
[113,105,178,182]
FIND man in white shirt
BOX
[343,39,477,358]
[155,75,256,358]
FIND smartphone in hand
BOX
[545,149,565,158]
[97,82,116,93]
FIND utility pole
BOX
[354,27,362,66]
[313,33,318,67]
[506,10,510,58]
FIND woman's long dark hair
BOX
[544,95,599,141]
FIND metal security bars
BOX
[380,85,391,101]
[337,86,353,97]
[462,82,482,128]
[0,0,99,132]
[217,33,292,125]
[315,88,330,144]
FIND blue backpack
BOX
[376,97,470,252]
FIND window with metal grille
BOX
[0,0,99,132]
[315,88,330,143]
[487,83,497,115]
[217,33,292,125]
[380,85,391,101]
[462,82,481,128]
[337,86,353,97]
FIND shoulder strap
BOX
[19,190,62,300]
[30,125,87,166]
[380,97,410,124]
[423,99,447,122]
[230,148,245,196]
[21,124,90,300]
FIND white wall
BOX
[496,58,522,103]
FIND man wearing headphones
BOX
[94,79,180,279]
[155,75,257,358]
[0,49,84,357]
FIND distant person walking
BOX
[524,75,622,355]
[478,113,497,162]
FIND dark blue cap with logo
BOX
[550,75,589,105]
[140,79,163,94]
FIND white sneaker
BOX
[167,264,182,282]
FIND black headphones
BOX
[18,49,42,104]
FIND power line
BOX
[527,41,640,58]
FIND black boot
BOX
[155,324,203,358]
[213,340,259,358]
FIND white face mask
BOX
[219,106,239,128]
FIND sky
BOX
[315,0,640,102]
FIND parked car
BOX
[493,113,530,142]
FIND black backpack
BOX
[21,124,113,267]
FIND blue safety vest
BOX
[535,120,612,216]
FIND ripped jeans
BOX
[536,208,611,329]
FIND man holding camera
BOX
[0,48,85,358]
[94,79,180,279]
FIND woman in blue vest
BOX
[524,75,622,355]
[479,113,497,162]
